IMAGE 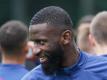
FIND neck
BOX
[2,53,26,65]
[62,43,79,67]
[94,45,107,55]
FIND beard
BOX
[41,44,64,75]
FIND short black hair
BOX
[30,6,73,29]
[0,20,28,54]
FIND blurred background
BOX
[0,0,107,28]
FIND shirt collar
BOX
[56,51,87,76]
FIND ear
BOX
[88,34,96,47]
[60,30,72,45]
[22,42,29,54]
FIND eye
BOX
[39,40,45,45]
[34,40,47,46]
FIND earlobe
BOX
[61,30,72,45]
[22,42,29,54]
[88,34,96,47]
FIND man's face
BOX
[29,23,64,75]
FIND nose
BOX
[33,47,41,56]
[27,41,42,56]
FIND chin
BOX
[41,57,62,75]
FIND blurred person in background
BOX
[25,41,40,70]
[89,11,107,56]
[22,6,107,80]
[0,20,29,80]
[76,15,95,54]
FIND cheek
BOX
[47,44,58,52]
[49,43,63,55]
[46,39,62,53]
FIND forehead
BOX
[29,23,59,40]
[29,23,48,33]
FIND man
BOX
[22,6,107,80]
[0,20,29,80]
[89,11,107,56]
[26,41,40,70]
[76,15,95,54]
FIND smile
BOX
[39,53,48,63]
[39,57,48,63]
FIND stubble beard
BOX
[41,44,64,75]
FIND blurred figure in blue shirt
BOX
[0,20,29,80]
[26,41,40,70]
[22,6,107,80]
[89,11,107,56]
[76,15,96,54]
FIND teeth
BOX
[39,57,47,63]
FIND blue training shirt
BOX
[0,64,28,80]
[21,51,107,80]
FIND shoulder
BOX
[82,51,107,69]
[18,67,29,74]
[82,51,107,78]
[21,65,50,80]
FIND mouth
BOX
[39,53,48,63]
[39,56,48,63]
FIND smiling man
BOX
[22,6,107,80]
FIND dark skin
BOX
[29,23,79,75]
